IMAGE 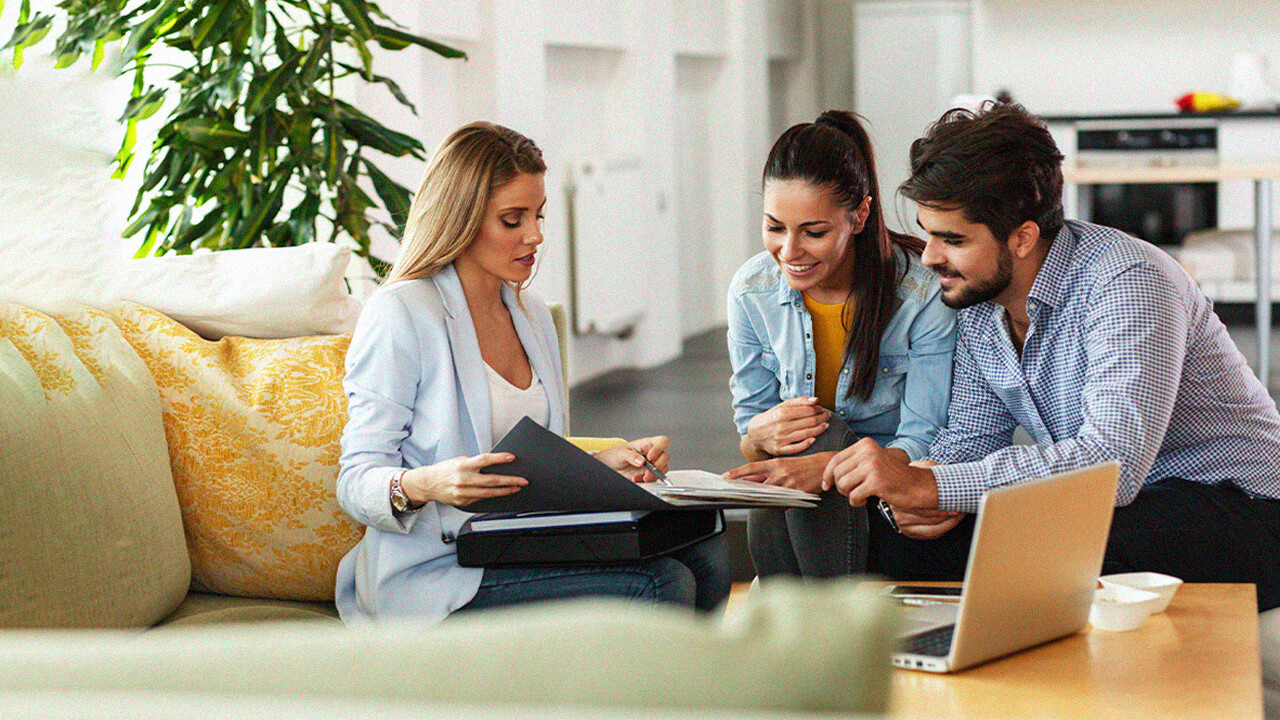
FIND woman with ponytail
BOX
[335,121,729,624]
[724,111,958,580]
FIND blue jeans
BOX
[455,534,731,615]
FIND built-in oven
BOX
[1073,118,1219,248]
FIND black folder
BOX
[455,508,723,567]
[469,417,673,514]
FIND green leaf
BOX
[371,24,465,59]
[172,207,224,250]
[90,36,105,70]
[122,0,183,61]
[341,116,422,157]
[112,116,139,178]
[250,0,266,63]
[297,27,331,87]
[363,157,411,232]
[120,87,167,122]
[6,14,54,69]
[246,53,300,115]
[122,202,164,239]
[192,0,235,52]
[231,176,288,248]
[53,48,80,68]
[332,0,374,40]
[285,191,320,245]
[336,61,415,113]
[324,120,342,185]
[175,118,249,149]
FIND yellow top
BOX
[802,292,850,410]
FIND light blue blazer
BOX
[334,264,567,625]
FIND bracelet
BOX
[877,498,902,534]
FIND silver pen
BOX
[633,449,672,486]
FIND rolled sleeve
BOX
[931,263,1186,512]
[337,291,424,534]
[888,292,955,461]
[727,288,783,437]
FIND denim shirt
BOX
[727,245,956,461]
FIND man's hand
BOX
[723,452,834,494]
[880,503,966,540]
[823,438,939,509]
[745,397,831,457]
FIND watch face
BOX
[391,472,409,512]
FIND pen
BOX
[633,449,672,486]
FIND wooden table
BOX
[1064,162,1280,382]
[889,583,1261,719]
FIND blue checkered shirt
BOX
[927,220,1280,513]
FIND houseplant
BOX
[4,0,463,272]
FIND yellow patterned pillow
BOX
[114,303,363,601]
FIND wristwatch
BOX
[390,470,416,513]
[877,498,902,534]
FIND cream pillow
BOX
[118,243,362,339]
[0,304,189,628]
[114,303,363,601]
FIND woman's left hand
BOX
[595,435,671,483]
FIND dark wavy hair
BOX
[900,102,1065,244]
[763,110,925,401]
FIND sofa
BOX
[0,244,902,718]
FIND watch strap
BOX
[390,469,417,513]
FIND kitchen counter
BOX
[1042,109,1280,123]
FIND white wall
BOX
[362,0,827,385]
[971,0,1280,115]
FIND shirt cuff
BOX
[930,462,989,514]
[365,466,420,534]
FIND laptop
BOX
[892,460,1120,673]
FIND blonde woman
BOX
[335,122,729,624]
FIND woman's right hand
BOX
[746,397,831,457]
[400,453,528,507]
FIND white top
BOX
[483,362,550,443]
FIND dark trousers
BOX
[747,419,865,579]
[868,476,1280,612]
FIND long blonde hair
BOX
[386,121,546,285]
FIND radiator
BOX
[564,156,650,338]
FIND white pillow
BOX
[0,58,361,340]
[118,243,362,339]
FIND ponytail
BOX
[763,110,922,401]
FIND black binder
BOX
[456,508,724,568]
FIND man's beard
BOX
[936,246,1013,309]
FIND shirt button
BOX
[842,368,849,374]
[839,410,846,416]
[805,333,811,339]
[806,373,812,380]
[882,367,889,373]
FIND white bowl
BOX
[1099,572,1183,613]
[1089,585,1162,632]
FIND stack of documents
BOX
[469,417,823,514]
[643,470,819,507]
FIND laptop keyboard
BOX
[905,624,954,657]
